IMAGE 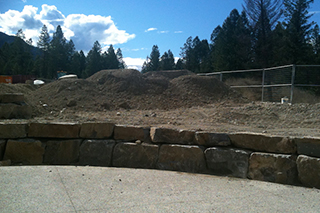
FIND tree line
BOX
[0,25,126,79]
[143,0,319,73]
[0,0,319,78]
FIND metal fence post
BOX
[261,69,265,102]
[290,64,296,104]
[220,73,223,82]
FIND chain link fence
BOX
[199,65,320,103]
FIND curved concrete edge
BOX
[1,166,320,213]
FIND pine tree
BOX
[284,0,315,64]
[160,50,175,70]
[311,24,320,63]
[116,48,126,69]
[36,25,51,77]
[175,58,185,70]
[211,9,252,71]
[48,25,68,78]
[243,0,283,67]
[16,29,26,40]
[37,25,50,51]
[85,41,102,77]
[106,45,119,69]
[142,45,160,72]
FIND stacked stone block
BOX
[0,93,32,119]
[0,122,319,189]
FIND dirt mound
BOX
[24,69,244,116]
[87,69,148,95]
[0,83,37,94]
[169,75,238,101]
[143,69,195,80]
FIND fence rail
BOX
[198,64,320,103]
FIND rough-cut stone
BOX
[157,144,206,173]
[297,155,320,189]
[0,123,28,139]
[248,152,298,185]
[3,139,45,165]
[205,147,251,178]
[114,125,150,142]
[0,140,6,160]
[0,104,32,119]
[196,132,231,146]
[150,127,196,145]
[0,159,11,166]
[79,139,115,166]
[80,122,114,139]
[229,133,296,154]
[28,122,80,138]
[113,142,159,169]
[0,93,24,103]
[295,137,320,158]
[44,139,81,165]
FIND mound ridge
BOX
[23,69,243,115]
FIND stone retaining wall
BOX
[0,122,320,189]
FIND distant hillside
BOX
[0,32,15,47]
[0,31,42,57]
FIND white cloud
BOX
[174,31,183,33]
[145,27,157,32]
[0,4,135,52]
[158,30,169,34]
[123,57,145,71]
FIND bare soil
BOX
[1,69,320,137]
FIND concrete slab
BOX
[1,166,320,212]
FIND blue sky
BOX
[0,0,319,69]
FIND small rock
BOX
[67,100,77,107]
[60,108,66,113]
[117,112,121,116]
[42,104,48,107]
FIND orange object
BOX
[0,76,12,84]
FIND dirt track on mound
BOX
[1,69,320,137]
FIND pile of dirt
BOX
[0,83,38,94]
[16,69,245,116]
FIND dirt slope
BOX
[1,69,319,137]
[25,69,244,116]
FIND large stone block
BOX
[43,139,81,165]
[113,142,159,169]
[295,137,320,158]
[205,147,251,178]
[229,133,296,154]
[0,93,24,103]
[0,104,32,119]
[157,144,206,173]
[196,132,231,147]
[150,127,196,145]
[0,159,11,166]
[3,139,45,165]
[80,122,114,139]
[79,139,115,166]
[0,140,6,160]
[297,155,320,189]
[114,125,150,142]
[0,123,28,139]
[28,122,80,138]
[248,152,298,185]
